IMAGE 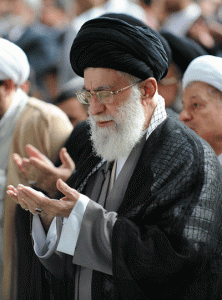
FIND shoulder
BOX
[24,97,72,122]
[15,97,73,142]
[63,121,91,162]
[153,116,212,157]
[145,116,218,180]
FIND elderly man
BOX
[7,17,222,300]
[0,38,73,300]
[180,55,222,164]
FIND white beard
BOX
[87,86,146,161]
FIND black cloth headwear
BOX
[160,30,208,74]
[70,17,168,82]
[101,13,172,66]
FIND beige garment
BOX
[2,97,73,300]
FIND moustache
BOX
[90,114,115,123]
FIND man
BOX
[0,38,73,299]
[158,30,207,116]
[3,0,63,100]
[161,0,222,57]
[180,55,222,164]
[7,17,222,299]
[161,0,202,37]
[53,77,88,126]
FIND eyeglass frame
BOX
[75,80,142,105]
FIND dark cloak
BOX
[45,117,222,299]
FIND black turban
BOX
[101,13,172,65]
[70,17,168,82]
[160,30,208,74]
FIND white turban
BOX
[182,55,222,92]
[0,38,30,85]
[23,0,42,13]
[163,3,202,37]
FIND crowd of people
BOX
[1,0,222,299]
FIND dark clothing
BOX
[15,206,51,300]
[50,117,222,299]
[160,30,208,73]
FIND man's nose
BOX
[180,109,192,122]
[89,95,106,116]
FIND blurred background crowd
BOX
[0,0,221,108]
[1,0,222,299]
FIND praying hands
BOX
[13,144,75,197]
[7,179,80,230]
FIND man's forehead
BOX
[83,67,127,90]
[183,82,212,102]
[84,67,119,77]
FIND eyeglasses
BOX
[76,80,141,105]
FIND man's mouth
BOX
[97,120,114,127]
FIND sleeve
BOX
[56,195,117,275]
[32,215,65,279]
[72,200,117,275]
[56,194,90,255]
[31,193,89,274]
[32,193,117,277]
[32,216,59,259]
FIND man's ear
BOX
[139,77,157,102]
[2,79,16,95]
[20,80,31,95]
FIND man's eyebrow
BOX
[83,85,114,91]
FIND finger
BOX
[13,153,22,168]
[17,184,45,207]
[56,179,79,201]
[7,185,17,193]
[17,188,45,214]
[13,155,31,177]
[7,185,20,203]
[20,158,31,173]
[26,144,53,165]
[25,144,45,159]
[13,155,29,176]
[16,185,61,217]
[18,197,29,210]
[6,189,19,203]
[60,148,75,170]
[29,157,54,174]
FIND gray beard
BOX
[87,87,145,162]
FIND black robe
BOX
[39,118,222,299]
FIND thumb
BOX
[56,179,79,200]
[60,148,75,170]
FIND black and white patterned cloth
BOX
[78,94,167,193]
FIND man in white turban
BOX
[180,55,222,164]
[0,38,73,300]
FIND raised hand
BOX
[7,179,80,230]
[13,144,75,197]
